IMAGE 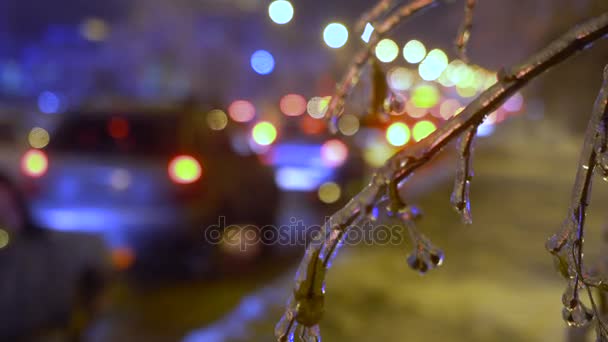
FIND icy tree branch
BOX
[276,10,608,342]
[327,0,441,131]
[354,0,397,33]
[455,0,477,62]
[547,65,608,335]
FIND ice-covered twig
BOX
[451,125,477,224]
[277,12,608,342]
[354,0,398,33]
[546,65,608,337]
[455,0,477,62]
[327,0,441,131]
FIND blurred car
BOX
[0,108,279,274]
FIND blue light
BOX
[477,121,495,137]
[250,50,275,75]
[38,91,60,114]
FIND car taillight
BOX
[21,149,48,178]
[168,155,202,184]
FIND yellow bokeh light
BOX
[403,40,426,64]
[170,156,202,184]
[338,114,360,136]
[252,121,277,146]
[411,84,440,108]
[363,141,395,167]
[388,67,414,91]
[418,49,448,81]
[80,18,109,42]
[375,39,399,63]
[307,96,331,118]
[28,127,50,148]
[206,109,228,130]
[456,85,478,98]
[318,182,341,204]
[386,122,411,147]
[412,120,437,142]
[0,229,9,249]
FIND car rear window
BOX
[49,115,179,157]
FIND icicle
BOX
[299,325,322,342]
[451,125,477,224]
[404,221,444,274]
[562,301,594,328]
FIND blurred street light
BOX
[323,23,348,49]
[268,0,294,25]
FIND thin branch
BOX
[327,0,441,131]
[276,12,608,342]
[455,0,477,62]
[354,0,398,33]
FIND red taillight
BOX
[21,149,48,178]
[168,155,202,184]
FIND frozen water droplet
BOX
[407,253,429,274]
[299,325,322,342]
[384,92,405,114]
[562,302,594,328]
[429,249,444,267]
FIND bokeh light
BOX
[411,84,440,108]
[0,229,8,249]
[439,99,462,120]
[375,39,399,63]
[386,122,411,146]
[228,100,256,122]
[207,109,228,130]
[28,127,50,149]
[21,149,48,178]
[321,139,348,167]
[108,117,129,139]
[168,155,202,184]
[250,50,275,75]
[80,18,109,42]
[412,120,437,142]
[418,49,448,81]
[307,96,331,118]
[252,121,278,146]
[280,94,307,116]
[503,92,524,112]
[338,114,360,136]
[323,23,349,49]
[300,115,326,135]
[268,0,294,25]
[38,91,60,114]
[318,182,341,204]
[403,40,426,64]
[406,100,427,118]
[388,67,414,91]
[110,169,131,191]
